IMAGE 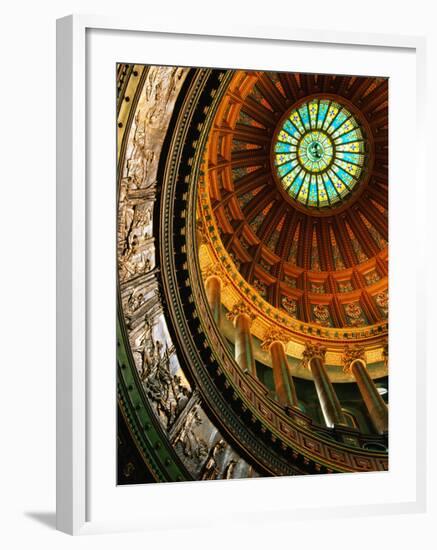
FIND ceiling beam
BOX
[230,149,268,169]
[320,219,335,271]
[282,214,301,264]
[278,72,302,104]
[256,201,287,243]
[346,209,380,258]
[241,96,278,128]
[299,216,314,270]
[359,81,388,114]
[359,200,388,242]
[334,75,349,96]
[332,217,355,268]
[242,186,277,223]
[367,182,388,210]
[256,73,287,114]
[348,77,374,103]
[361,290,381,324]
[331,296,347,328]
[232,123,272,145]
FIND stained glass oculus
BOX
[274,99,366,208]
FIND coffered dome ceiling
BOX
[204,71,388,331]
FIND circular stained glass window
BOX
[273,99,366,208]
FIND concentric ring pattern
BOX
[274,99,366,208]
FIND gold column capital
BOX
[260,328,289,351]
[342,344,366,373]
[301,341,327,369]
[202,262,227,285]
[226,301,256,324]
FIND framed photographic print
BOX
[56,15,427,535]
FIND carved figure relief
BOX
[173,404,209,463]
[200,439,226,480]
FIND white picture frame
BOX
[56,14,427,536]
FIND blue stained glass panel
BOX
[275,142,292,153]
[274,98,366,209]
[308,178,319,205]
[317,102,329,128]
[298,105,311,130]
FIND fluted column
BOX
[303,342,347,428]
[261,330,299,408]
[202,263,226,330]
[205,275,222,328]
[343,345,388,434]
[226,302,257,377]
